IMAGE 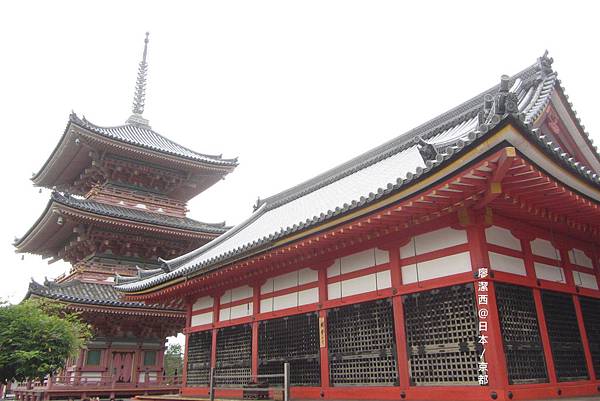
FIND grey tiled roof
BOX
[116,54,600,294]
[53,192,229,234]
[70,113,238,166]
[28,279,177,310]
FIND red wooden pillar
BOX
[133,344,142,385]
[558,248,576,287]
[560,247,596,379]
[593,249,600,286]
[314,265,330,388]
[211,293,222,370]
[466,219,508,389]
[517,235,537,281]
[157,345,166,383]
[532,289,558,384]
[522,238,558,384]
[573,295,596,380]
[388,244,410,388]
[251,283,261,379]
[101,342,111,377]
[74,349,85,385]
[181,299,193,388]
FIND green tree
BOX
[163,343,183,377]
[0,299,91,384]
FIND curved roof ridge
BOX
[259,60,544,211]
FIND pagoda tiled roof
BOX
[116,54,600,294]
[30,113,238,201]
[70,113,238,166]
[27,278,179,311]
[51,192,229,234]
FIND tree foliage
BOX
[0,298,92,384]
[163,343,183,377]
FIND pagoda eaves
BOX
[15,191,229,269]
[31,113,238,201]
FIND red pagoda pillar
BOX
[133,344,142,385]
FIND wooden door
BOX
[111,352,134,383]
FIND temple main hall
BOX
[118,53,600,401]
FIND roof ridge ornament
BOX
[126,32,151,128]
[477,74,522,130]
[538,50,554,76]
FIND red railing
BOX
[15,372,181,391]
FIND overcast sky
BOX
[1,0,599,307]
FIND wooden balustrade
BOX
[13,373,181,392]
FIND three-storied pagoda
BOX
[118,53,600,401]
[13,33,237,401]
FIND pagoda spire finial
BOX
[127,32,151,128]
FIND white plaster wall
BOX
[260,298,274,313]
[298,287,319,306]
[489,252,526,276]
[531,239,559,260]
[299,268,318,285]
[261,268,318,294]
[327,282,341,300]
[191,311,213,327]
[220,302,253,320]
[192,296,213,311]
[399,227,468,258]
[220,286,253,304]
[273,271,299,292]
[485,226,522,250]
[327,248,390,278]
[340,274,377,297]
[573,271,599,290]
[401,252,471,284]
[261,287,319,312]
[231,286,253,302]
[569,248,594,269]
[272,292,297,310]
[534,262,566,283]
[376,270,392,289]
[328,270,392,300]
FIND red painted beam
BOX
[473,148,516,210]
